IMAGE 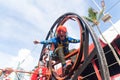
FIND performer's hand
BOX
[33,40,40,44]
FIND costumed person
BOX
[34,25,80,75]
[31,61,50,80]
[42,48,50,67]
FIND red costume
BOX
[31,66,49,80]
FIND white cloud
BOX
[0,48,37,71]
[11,49,37,71]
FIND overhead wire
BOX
[105,0,120,13]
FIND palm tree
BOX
[84,7,120,65]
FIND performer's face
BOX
[58,30,66,40]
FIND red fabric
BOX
[41,67,48,75]
[31,68,39,80]
[31,66,48,80]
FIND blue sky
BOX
[0,0,120,78]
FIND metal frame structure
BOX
[39,12,110,80]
